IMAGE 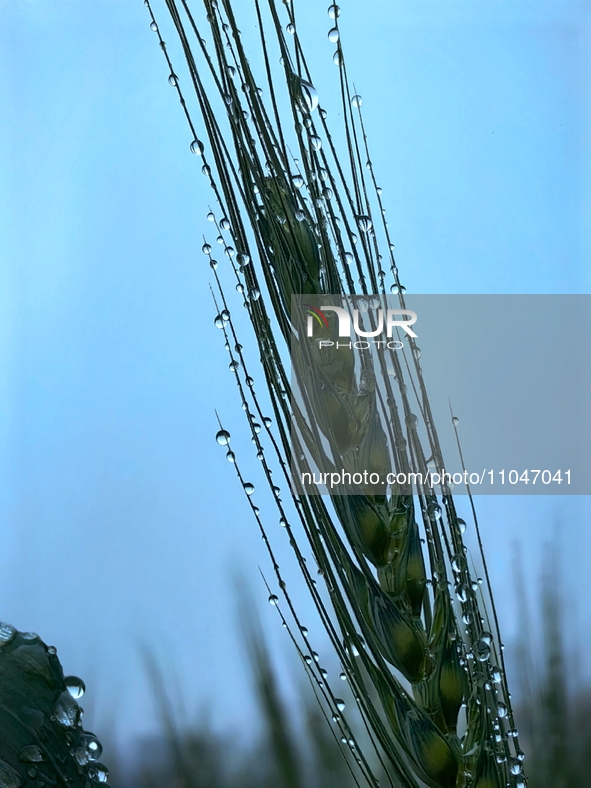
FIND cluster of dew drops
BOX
[0,622,109,788]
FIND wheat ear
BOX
[144,1,527,786]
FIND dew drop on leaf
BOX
[64,675,86,700]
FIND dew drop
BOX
[452,416,460,426]
[226,450,235,463]
[268,594,278,605]
[244,482,255,495]
[509,759,523,775]
[229,360,239,372]
[190,139,205,157]
[333,50,341,66]
[299,80,319,113]
[220,218,231,231]
[343,252,353,265]
[292,175,304,189]
[18,746,44,764]
[216,429,231,446]
[457,518,467,534]
[150,21,158,32]
[351,94,363,108]
[53,691,80,727]
[207,211,215,222]
[0,622,16,647]
[214,314,224,329]
[210,259,218,271]
[65,675,86,700]
[87,764,109,783]
[310,135,322,151]
[168,73,178,87]
[286,23,295,34]
[202,243,212,254]
[237,253,250,266]
[335,699,346,711]
[497,702,508,718]
[455,583,469,603]
[80,732,103,762]
[405,413,418,428]
[328,27,339,43]
[328,4,340,19]
[356,215,373,232]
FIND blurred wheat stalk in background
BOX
[142,1,527,786]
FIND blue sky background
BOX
[1,0,590,756]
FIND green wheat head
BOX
[143,1,527,786]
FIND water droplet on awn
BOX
[299,80,319,113]
[216,429,231,446]
[356,215,372,232]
